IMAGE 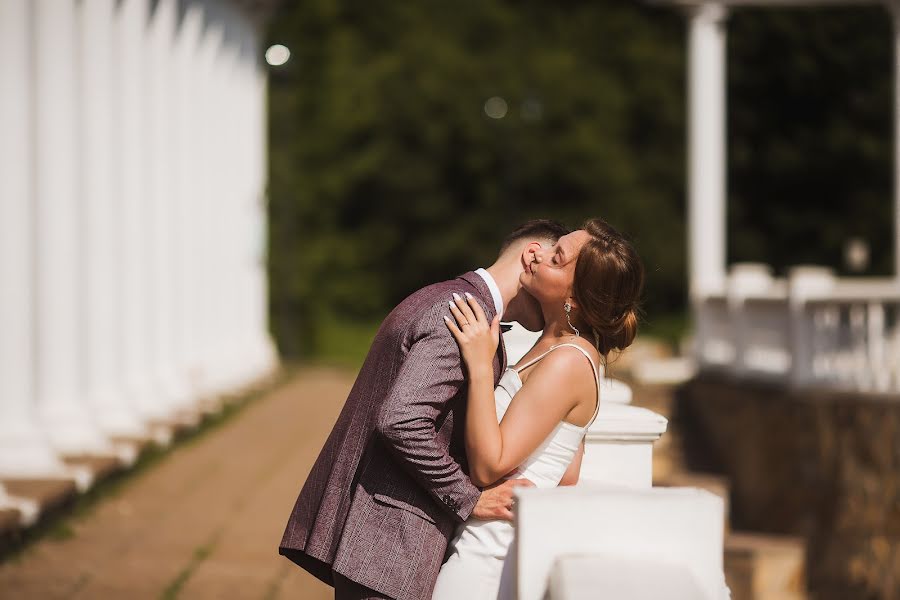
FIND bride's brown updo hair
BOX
[572,218,644,356]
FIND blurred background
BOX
[266,1,893,364]
[0,1,897,599]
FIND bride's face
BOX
[520,230,590,305]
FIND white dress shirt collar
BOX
[474,268,504,318]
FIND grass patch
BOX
[160,534,221,600]
[0,367,295,563]
[311,316,382,369]
[640,311,690,352]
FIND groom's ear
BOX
[520,241,543,267]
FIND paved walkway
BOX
[0,367,355,600]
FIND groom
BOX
[279,220,570,600]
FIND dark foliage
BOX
[266,1,892,357]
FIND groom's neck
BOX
[484,262,519,311]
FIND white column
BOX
[33,0,114,456]
[172,3,204,410]
[146,0,193,420]
[250,34,278,378]
[230,31,253,388]
[193,19,226,401]
[209,30,241,394]
[687,2,728,300]
[0,0,75,480]
[80,0,147,443]
[115,0,173,441]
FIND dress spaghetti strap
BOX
[513,342,601,429]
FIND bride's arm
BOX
[447,295,582,487]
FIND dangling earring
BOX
[564,302,580,337]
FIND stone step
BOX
[0,451,135,556]
[0,479,78,557]
[725,531,807,600]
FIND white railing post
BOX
[727,263,774,376]
[788,266,836,388]
[580,404,668,489]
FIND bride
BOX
[431,217,644,599]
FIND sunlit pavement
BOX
[0,367,352,600]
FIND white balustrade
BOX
[695,296,733,368]
[694,264,900,393]
[513,486,728,600]
[803,282,900,393]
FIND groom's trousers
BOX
[333,572,394,600]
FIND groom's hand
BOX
[472,478,535,521]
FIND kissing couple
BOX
[279,218,644,599]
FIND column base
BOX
[0,425,66,477]
[38,399,117,457]
[89,389,149,439]
[0,425,95,491]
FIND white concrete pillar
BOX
[230,32,254,388]
[253,43,279,378]
[687,2,728,300]
[248,30,278,380]
[115,0,173,440]
[80,0,147,443]
[0,0,78,481]
[146,0,193,421]
[193,18,226,401]
[33,0,114,456]
[209,27,242,394]
[172,3,205,409]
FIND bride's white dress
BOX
[431,343,601,600]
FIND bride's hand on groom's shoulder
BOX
[472,477,535,521]
[444,292,500,379]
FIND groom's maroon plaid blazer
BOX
[279,272,507,600]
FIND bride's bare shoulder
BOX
[522,343,598,392]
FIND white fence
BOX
[695,264,900,393]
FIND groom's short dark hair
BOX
[500,219,571,253]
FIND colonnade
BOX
[0,0,276,485]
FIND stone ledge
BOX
[678,374,898,599]
[658,471,731,533]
